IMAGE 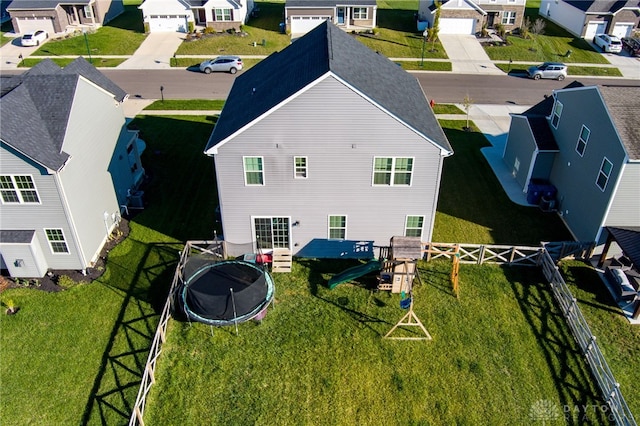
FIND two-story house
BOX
[0,58,144,278]
[285,0,378,38]
[539,0,640,39]
[503,83,640,245]
[139,0,254,33]
[204,21,453,259]
[418,0,525,34]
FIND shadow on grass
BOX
[503,266,610,424]
[377,8,418,32]
[80,241,182,425]
[245,2,285,32]
[106,5,145,34]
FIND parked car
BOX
[20,30,48,47]
[527,62,567,81]
[621,37,640,57]
[199,56,243,74]
[593,34,623,53]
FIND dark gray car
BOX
[527,62,567,81]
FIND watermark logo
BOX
[529,399,561,422]
[529,399,615,423]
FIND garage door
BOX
[16,17,54,35]
[612,23,633,39]
[290,16,330,35]
[438,18,475,35]
[148,15,188,33]
[584,21,606,39]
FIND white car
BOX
[21,30,48,47]
[593,34,622,53]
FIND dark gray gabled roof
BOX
[564,0,639,14]
[0,57,127,171]
[606,227,640,269]
[599,86,640,160]
[286,0,376,7]
[0,229,35,244]
[206,21,451,154]
[7,0,90,10]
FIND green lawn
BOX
[19,56,127,68]
[496,62,624,77]
[144,99,226,110]
[0,114,636,425]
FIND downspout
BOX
[53,171,89,272]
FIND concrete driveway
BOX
[117,32,185,69]
[439,34,503,75]
[0,36,43,69]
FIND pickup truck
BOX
[621,37,640,56]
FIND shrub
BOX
[57,275,78,289]
[531,18,546,36]
[203,26,215,34]
[188,21,194,33]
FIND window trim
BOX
[502,10,516,25]
[372,157,415,187]
[0,175,41,204]
[44,228,70,254]
[576,125,590,157]
[294,156,308,179]
[551,99,563,128]
[596,157,613,192]
[404,215,425,238]
[214,8,233,22]
[328,215,347,240]
[352,7,368,20]
[252,216,291,251]
[243,156,265,186]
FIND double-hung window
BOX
[294,156,308,179]
[352,8,368,19]
[502,11,516,25]
[215,8,232,21]
[0,175,40,204]
[45,229,69,254]
[596,158,613,191]
[576,125,590,157]
[551,100,563,128]
[328,215,347,240]
[373,157,414,186]
[244,157,264,185]
[405,216,425,238]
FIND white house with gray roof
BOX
[204,21,453,259]
[0,58,144,278]
[504,83,640,245]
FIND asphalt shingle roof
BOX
[7,0,89,10]
[564,0,638,14]
[0,230,35,244]
[206,21,451,154]
[606,227,640,269]
[599,85,640,160]
[0,57,127,171]
[286,0,376,6]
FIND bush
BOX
[57,275,79,289]
[203,26,215,34]
[188,21,194,33]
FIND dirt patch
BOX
[0,219,130,293]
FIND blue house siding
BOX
[503,115,536,188]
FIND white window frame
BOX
[84,5,94,19]
[502,11,516,25]
[404,215,425,238]
[352,7,368,19]
[243,156,264,186]
[44,228,70,254]
[215,8,232,22]
[0,175,41,204]
[576,125,590,157]
[372,157,415,186]
[252,216,291,250]
[328,215,347,240]
[551,99,563,128]
[596,157,613,192]
[294,156,308,179]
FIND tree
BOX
[462,94,473,131]
[428,1,441,51]
[531,18,546,36]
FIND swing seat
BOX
[399,297,412,310]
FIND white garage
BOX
[584,21,606,39]
[290,16,331,35]
[612,23,633,39]
[438,18,475,35]
[15,17,55,35]
[147,15,189,33]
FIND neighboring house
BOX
[7,0,124,35]
[204,21,453,259]
[503,83,640,245]
[0,58,145,278]
[285,0,377,37]
[539,0,640,39]
[139,0,254,33]
[417,0,525,35]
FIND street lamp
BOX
[420,29,428,67]
[160,85,164,102]
[83,29,92,64]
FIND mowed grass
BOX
[144,99,226,110]
[496,63,624,77]
[19,57,127,68]
[143,260,609,425]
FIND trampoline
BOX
[179,260,275,326]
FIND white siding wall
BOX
[58,78,124,265]
[215,76,445,255]
[540,0,586,37]
[605,162,640,227]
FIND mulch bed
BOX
[0,219,130,294]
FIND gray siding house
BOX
[0,58,144,278]
[205,21,453,259]
[285,0,378,37]
[503,83,640,245]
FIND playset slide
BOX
[328,260,382,290]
